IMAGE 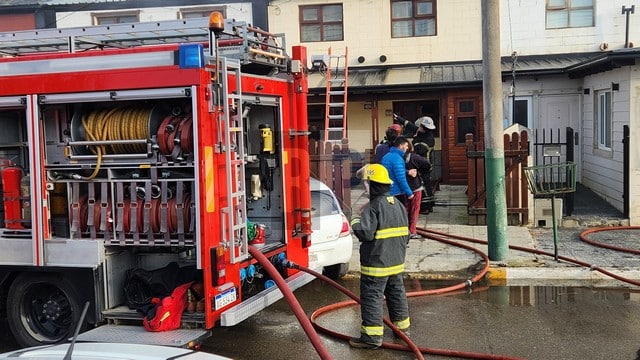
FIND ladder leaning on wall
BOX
[323,47,348,142]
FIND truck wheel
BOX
[323,263,349,279]
[7,273,84,347]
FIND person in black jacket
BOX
[412,116,437,213]
[404,145,431,238]
[349,164,411,349]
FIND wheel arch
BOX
[0,266,99,325]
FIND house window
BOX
[300,4,343,42]
[546,0,593,29]
[595,89,612,150]
[93,11,139,25]
[391,0,437,38]
[455,99,477,144]
[507,96,533,128]
[180,6,226,19]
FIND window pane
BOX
[546,10,568,28]
[98,18,117,25]
[514,100,529,127]
[605,92,611,147]
[311,191,339,217]
[323,24,343,41]
[392,21,413,37]
[457,117,477,143]
[547,0,567,7]
[323,5,343,22]
[392,1,413,19]
[572,0,593,7]
[570,9,593,27]
[119,16,137,23]
[301,25,321,42]
[415,19,435,36]
[416,1,434,16]
[302,8,318,21]
[459,101,474,113]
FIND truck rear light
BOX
[339,214,350,237]
[211,246,226,286]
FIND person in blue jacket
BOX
[381,137,414,202]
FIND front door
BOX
[539,94,581,180]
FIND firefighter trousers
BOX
[359,273,410,340]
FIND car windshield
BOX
[310,190,340,218]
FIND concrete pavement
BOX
[347,185,640,288]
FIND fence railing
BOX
[309,138,352,216]
[466,130,530,225]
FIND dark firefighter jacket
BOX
[350,195,409,277]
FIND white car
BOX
[0,342,231,359]
[308,178,354,279]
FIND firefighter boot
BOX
[349,334,383,349]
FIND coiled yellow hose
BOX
[80,106,152,179]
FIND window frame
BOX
[391,0,437,38]
[545,0,594,29]
[92,10,140,25]
[299,4,344,43]
[594,89,612,152]
[454,97,478,145]
[507,96,533,128]
[179,6,226,19]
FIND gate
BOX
[466,131,530,225]
[309,138,352,215]
[532,127,574,215]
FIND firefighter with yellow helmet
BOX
[349,164,411,349]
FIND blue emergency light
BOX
[178,43,205,69]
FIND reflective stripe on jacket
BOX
[351,195,409,277]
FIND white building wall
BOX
[629,66,640,225]
[581,67,630,212]
[268,0,482,66]
[55,4,252,28]
[501,0,640,55]
[270,0,640,66]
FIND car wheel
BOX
[323,263,349,279]
[7,273,84,347]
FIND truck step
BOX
[102,305,205,323]
[219,269,316,326]
[76,324,209,348]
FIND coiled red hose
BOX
[301,229,526,360]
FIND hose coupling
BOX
[280,258,296,269]
[464,279,473,288]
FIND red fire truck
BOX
[0,13,314,347]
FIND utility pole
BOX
[482,0,508,261]
[622,5,635,48]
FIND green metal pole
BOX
[482,0,509,261]
[551,195,558,261]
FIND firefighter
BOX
[349,164,411,349]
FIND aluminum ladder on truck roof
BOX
[0,17,289,73]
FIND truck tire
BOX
[7,273,84,347]
[323,263,349,279]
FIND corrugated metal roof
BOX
[309,52,602,91]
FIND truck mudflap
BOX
[75,324,209,348]
[220,269,317,326]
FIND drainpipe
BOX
[622,5,635,48]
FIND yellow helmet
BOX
[363,164,393,184]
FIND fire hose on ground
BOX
[251,225,639,359]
